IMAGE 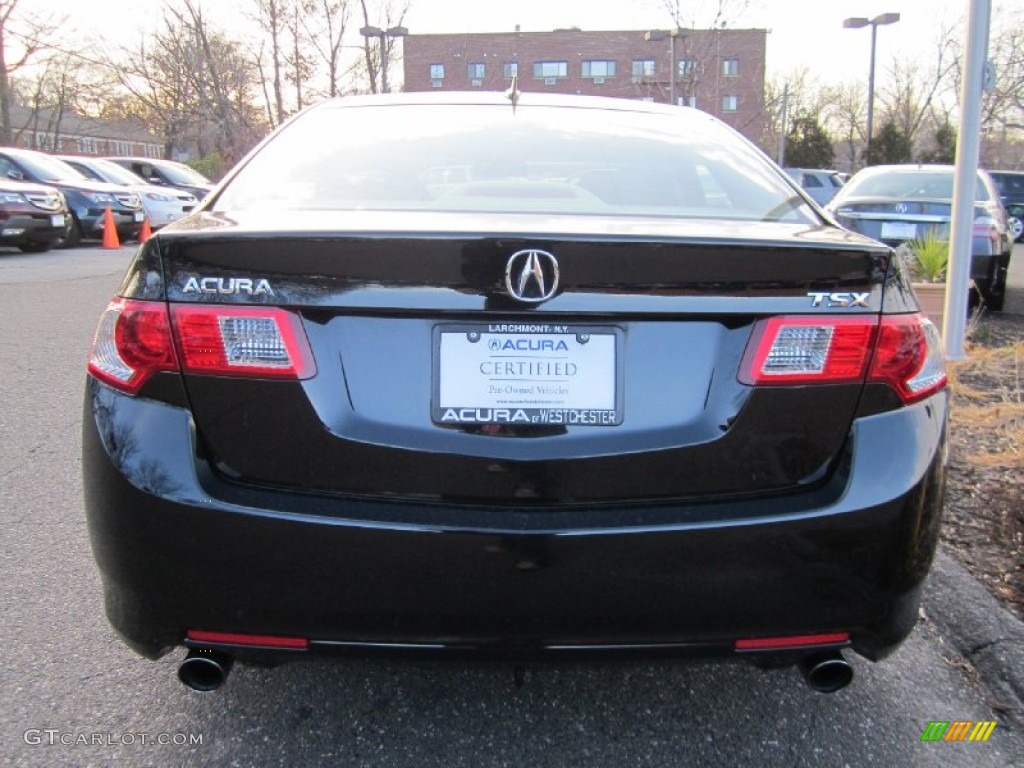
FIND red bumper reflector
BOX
[734,632,850,651]
[186,629,309,649]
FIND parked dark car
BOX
[0,178,69,253]
[0,148,143,246]
[825,164,1014,311]
[84,93,947,695]
[103,156,213,201]
[988,170,1024,242]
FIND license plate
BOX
[433,324,622,426]
[133,211,145,222]
[50,214,65,227]
[880,221,916,241]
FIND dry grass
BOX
[948,340,1023,469]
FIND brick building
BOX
[6,105,163,158]
[402,28,767,143]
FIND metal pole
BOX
[943,0,991,359]
[777,83,789,166]
[866,22,878,163]
[669,33,676,106]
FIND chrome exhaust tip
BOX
[177,649,233,692]
[797,650,853,693]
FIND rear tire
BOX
[1008,214,1023,242]
[976,257,1008,313]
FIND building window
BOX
[678,59,699,76]
[78,137,97,154]
[467,62,485,82]
[429,63,445,88]
[631,59,656,82]
[722,95,738,112]
[503,61,518,79]
[533,61,568,79]
[581,60,616,78]
[723,58,739,77]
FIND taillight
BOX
[171,305,315,379]
[739,316,877,385]
[740,314,946,404]
[867,315,946,403]
[88,298,177,393]
[88,300,316,394]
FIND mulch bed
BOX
[942,311,1024,622]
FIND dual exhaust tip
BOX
[176,647,853,694]
[797,650,853,693]
[177,649,233,692]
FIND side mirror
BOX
[148,176,163,184]
[7,169,24,181]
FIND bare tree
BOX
[875,23,957,156]
[0,0,63,144]
[823,81,868,172]
[110,2,264,164]
[255,0,287,124]
[302,0,352,98]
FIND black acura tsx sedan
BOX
[83,92,947,694]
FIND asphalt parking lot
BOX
[1,242,1022,767]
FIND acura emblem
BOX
[895,203,908,214]
[505,249,559,303]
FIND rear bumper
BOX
[83,379,947,664]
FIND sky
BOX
[28,0,1024,89]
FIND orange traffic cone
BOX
[138,217,152,243]
[102,207,120,249]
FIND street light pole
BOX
[644,28,687,106]
[359,25,409,93]
[843,13,900,165]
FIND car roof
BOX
[310,90,719,121]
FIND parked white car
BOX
[783,168,846,206]
[58,156,198,229]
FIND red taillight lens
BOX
[868,314,947,403]
[88,298,177,393]
[739,316,877,385]
[740,313,946,404]
[171,305,315,379]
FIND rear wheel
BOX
[976,257,1008,313]
[1009,215,1023,243]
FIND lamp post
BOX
[359,25,408,93]
[645,28,687,106]
[843,13,900,165]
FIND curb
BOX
[924,549,1024,725]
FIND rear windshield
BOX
[216,103,817,223]
[842,170,989,201]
